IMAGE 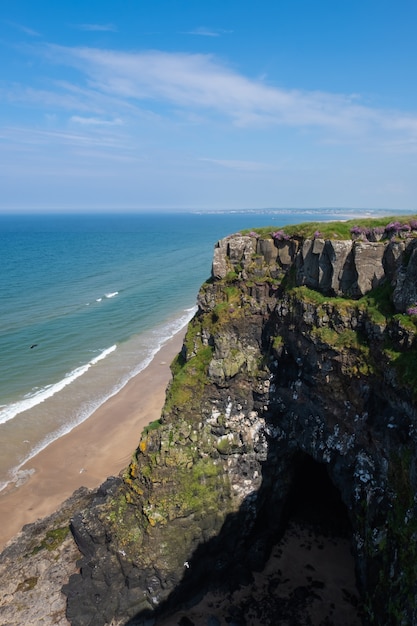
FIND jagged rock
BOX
[212,245,228,279]
[256,237,278,264]
[393,238,417,311]
[227,235,257,266]
[326,239,355,294]
[353,241,386,296]
[383,239,408,281]
[63,224,417,626]
[276,239,298,267]
[211,231,417,306]
[297,237,388,297]
[0,487,92,626]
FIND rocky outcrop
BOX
[212,230,417,304]
[393,242,417,312]
[62,222,417,626]
[0,487,92,626]
[292,234,412,299]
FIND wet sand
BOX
[0,329,186,550]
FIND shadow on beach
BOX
[126,457,362,626]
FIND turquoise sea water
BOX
[0,209,392,489]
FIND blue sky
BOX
[1,0,417,212]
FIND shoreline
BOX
[0,328,186,551]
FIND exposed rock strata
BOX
[63,227,417,626]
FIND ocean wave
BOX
[146,305,196,351]
[0,345,117,426]
[109,305,197,384]
[0,308,197,492]
[93,292,118,304]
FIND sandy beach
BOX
[157,520,362,625]
[0,329,186,550]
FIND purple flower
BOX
[407,305,417,316]
[350,225,370,237]
[272,230,290,241]
[248,231,259,238]
[386,221,413,238]
[409,219,417,231]
[313,230,322,239]
[367,226,386,241]
[385,221,402,234]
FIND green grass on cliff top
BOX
[242,214,417,240]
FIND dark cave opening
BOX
[284,453,352,537]
[254,453,363,625]
[150,455,363,625]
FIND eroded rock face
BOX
[295,235,415,299]
[393,239,417,312]
[211,231,417,301]
[64,231,417,626]
[0,487,92,626]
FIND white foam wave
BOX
[0,307,197,493]
[0,345,117,426]
[106,305,197,385]
[93,292,118,303]
[141,305,197,360]
[91,345,116,365]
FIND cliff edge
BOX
[64,216,417,625]
[2,216,417,626]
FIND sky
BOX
[1,0,417,213]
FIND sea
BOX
[0,208,399,491]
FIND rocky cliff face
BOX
[65,223,417,625]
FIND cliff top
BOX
[240,213,417,242]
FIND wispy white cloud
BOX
[6,20,41,37]
[1,37,416,211]
[1,84,101,114]
[181,27,233,37]
[0,78,139,120]
[37,44,417,144]
[4,41,417,168]
[199,158,280,171]
[0,125,130,152]
[70,116,123,126]
[75,23,118,32]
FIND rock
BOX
[212,245,228,279]
[3,219,417,626]
[227,235,257,266]
[0,487,93,626]
[326,239,355,295]
[353,241,386,296]
[256,238,278,264]
[383,240,408,281]
[276,239,298,268]
[392,239,417,311]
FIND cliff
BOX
[2,216,417,625]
